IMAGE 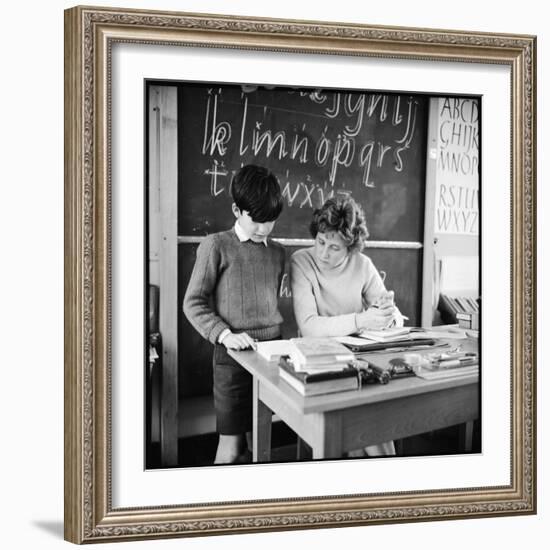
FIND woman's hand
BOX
[356,291,402,330]
[221,331,257,350]
[374,290,395,309]
[356,306,396,330]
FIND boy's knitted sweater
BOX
[183,228,285,343]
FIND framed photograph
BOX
[64,5,536,543]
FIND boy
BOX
[183,164,285,464]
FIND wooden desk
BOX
[229,340,479,461]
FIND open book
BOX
[357,327,412,343]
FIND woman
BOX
[290,195,402,457]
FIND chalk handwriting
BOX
[279,273,292,298]
[205,160,228,197]
[202,93,231,156]
[199,89,420,202]
[328,134,355,187]
[290,128,309,163]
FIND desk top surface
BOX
[229,337,479,414]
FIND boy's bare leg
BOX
[214,434,244,464]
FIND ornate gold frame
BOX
[64,5,536,544]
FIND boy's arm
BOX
[183,236,230,344]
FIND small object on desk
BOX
[436,358,477,369]
[432,354,478,368]
[408,350,479,380]
[402,352,429,368]
[387,358,416,378]
[413,364,479,380]
[352,358,391,385]
[430,351,476,361]
[426,350,476,362]
[354,356,414,382]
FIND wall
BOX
[1,1,546,550]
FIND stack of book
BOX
[278,356,359,396]
[456,311,480,330]
[438,293,480,325]
[287,337,355,371]
[276,338,358,396]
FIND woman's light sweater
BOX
[290,247,387,337]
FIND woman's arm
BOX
[360,260,405,328]
[355,297,404,330]
[361,256,388,307]
[290,257,358,337]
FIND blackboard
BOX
[175,82,428,398]
[178,83,428,242]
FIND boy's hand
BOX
[221,331,257,351]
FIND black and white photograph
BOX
[145,81,481,469]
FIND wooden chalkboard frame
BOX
[65,6,536,544]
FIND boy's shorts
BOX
[212,344,253,435]
[212,335,280,435]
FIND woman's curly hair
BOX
[309,196,369,253]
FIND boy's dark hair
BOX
[231,164,283,222]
